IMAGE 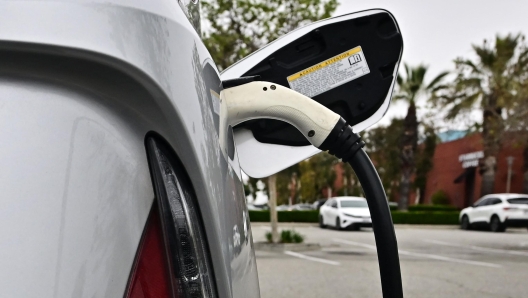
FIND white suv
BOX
[459,194,528,232]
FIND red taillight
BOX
[126,203,174,298]
[504,207,519,211]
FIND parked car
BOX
[292,203,315,211]
[319,197,372,230]
[276,204,292,211]
[459,194,528,232]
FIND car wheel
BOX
[319,216,326,229]
[460,215,471,230]
[335,217,341,230]
[490,216,506,232]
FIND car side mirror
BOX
[221,9,403,178]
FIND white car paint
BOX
[460,194,528,228]
[320,197,372,230]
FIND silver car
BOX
[0,1,402,297]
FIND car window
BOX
[507,198,528,204]
[340,200,368,208]
[474,198,489,207]
[325,199,334,206]
[490,198,502,205]
[331,200,338,208]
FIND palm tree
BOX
[432,34,528,196]
[394,64,448,210]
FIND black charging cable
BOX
[319,118,403,298]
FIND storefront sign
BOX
[458,151,484,168]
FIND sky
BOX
[335,0,528,127]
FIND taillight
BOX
[504,207,519,211]
[126,202,173,298]
[137,136,217,298]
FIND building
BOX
[424,133,526,209]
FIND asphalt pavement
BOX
[252,223,528,298]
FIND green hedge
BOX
[249,210,319,223]
[408,204,459,212]
[249,210,460,225]
[390,211,460,225]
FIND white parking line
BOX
[424,239,528,257]
[333,238,501,268]
[284,250,340,266]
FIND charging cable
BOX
[220,80,403,298]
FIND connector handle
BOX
[220,81,340,148]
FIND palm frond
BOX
[426,71,450,90]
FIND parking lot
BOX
[252,223,528,298]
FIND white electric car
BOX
[0,1,403,297]
[319,197,372,230]
[460,194,528,232]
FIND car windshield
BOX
[507,198,528,204]
[340,200,368,208]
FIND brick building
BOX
[424,133,526,209]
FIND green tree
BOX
[201,0,338,70]
[432,34,528,196]
[299,159,317,201]
[394,64,448,210]
[414,125,438,203]
[275,164,300,205]
[363,119,404,202]
[311,152,337,199]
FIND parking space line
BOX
[424,239,528,257]
[333,238,501,268]
[284,250,340,266]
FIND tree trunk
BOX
[268,175,279,243]
[398,101,418,211]
[480,156,496,196]
[523,146,528,194]
[479,105,501,196]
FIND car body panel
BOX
[0,1,258,297]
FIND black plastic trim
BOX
[145,134,218,298]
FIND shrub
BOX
[408,204,458,212]
[249,210,459,225]
[265,231,272,243]
[431,190,450,205]
[248,210,319,222]
[391,211,459,225]
[265,230,304,243]
[281,230,304,243]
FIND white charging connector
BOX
[219,80,403,298]
[219,81,340,155]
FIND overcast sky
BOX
[335,0,528,127]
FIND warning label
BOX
[287,46,370,98]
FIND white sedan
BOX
[460,194,528,232]
[319,197,372,230]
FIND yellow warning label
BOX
[287,47,363,82]
[286,46,370,98]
